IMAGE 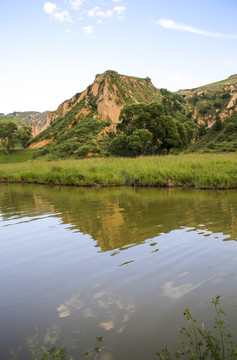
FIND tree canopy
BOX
[17,125,32,148]
[0,121,32,154]
[116,102,190,155]
[0,121,18,154]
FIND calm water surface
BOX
[0,184,237,359]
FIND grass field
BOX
[0,149,38,164]
[0,153,236,189]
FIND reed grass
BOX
[0,153,236,189]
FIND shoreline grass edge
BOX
[0,153,237,189]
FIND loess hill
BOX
[179,75,237,152]
[29,70,192,158]
[10,70,236,157]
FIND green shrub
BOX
[156,296,237,360]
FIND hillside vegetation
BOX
[0,111,49,138]
[0,111,48,127]
[188,112,237,153]
[1,72,237,158]
[179,74,237,126]
[30,71,193,159]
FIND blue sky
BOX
[0,0,237,114]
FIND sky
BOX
[0,0,237,114]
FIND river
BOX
[0,184,237,359]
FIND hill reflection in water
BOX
[1,184,237,360]
[0,184,236,251]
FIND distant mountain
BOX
[0,111,49,137]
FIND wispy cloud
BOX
[88,6,113,18]
[83,25,94,34]
[53,10,72,22]
[43,1,126,31]
[88,5,126,18]
[155,19,237,39]
[113,6,126,15]
[70,0,84,10]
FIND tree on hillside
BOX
[129,129,153,155]
[0,121,18,154]
[17,125,32,148]
[118,103,151,135]
[157,116,181,154]
[117,102,188,155]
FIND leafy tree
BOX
[118,102,188,155]
[0,121,18,154]
[184,121,195,142]
[221,90,231,99]
[198,123,207,138]
[110,134,130,156]
[176,121,188,148]
[17,125,32,148]
[118,103,151,135]
[128,129,152,155]
[159,116,181,154]
[214,115,223,132]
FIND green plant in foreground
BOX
[82,336,103,360]
[9,327,103,360]
[156,296,237,360]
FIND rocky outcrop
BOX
[179,75,237,126]
[31,71,162,147]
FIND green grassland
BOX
[0,153,236,189]
[181,74,237,92]
[0,149,38,164]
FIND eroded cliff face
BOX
[91,75,123,125]
[48,72,160,125]
[32,71,162,147]
[179,75,237,127]
[31,71,237,150]
[47,91,87,125]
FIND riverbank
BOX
[0,153,236,189]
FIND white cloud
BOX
[88,7,113,18]
[44,1,126,27]
[43,2,72,22]
[43,2,57,14]
[155,18,237,39]
[70,0,84,10]
[88,6,99,17]
[113,6,125,15]
[88,5,125,18]
[53,10,72,22]
[83,25,94,34]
